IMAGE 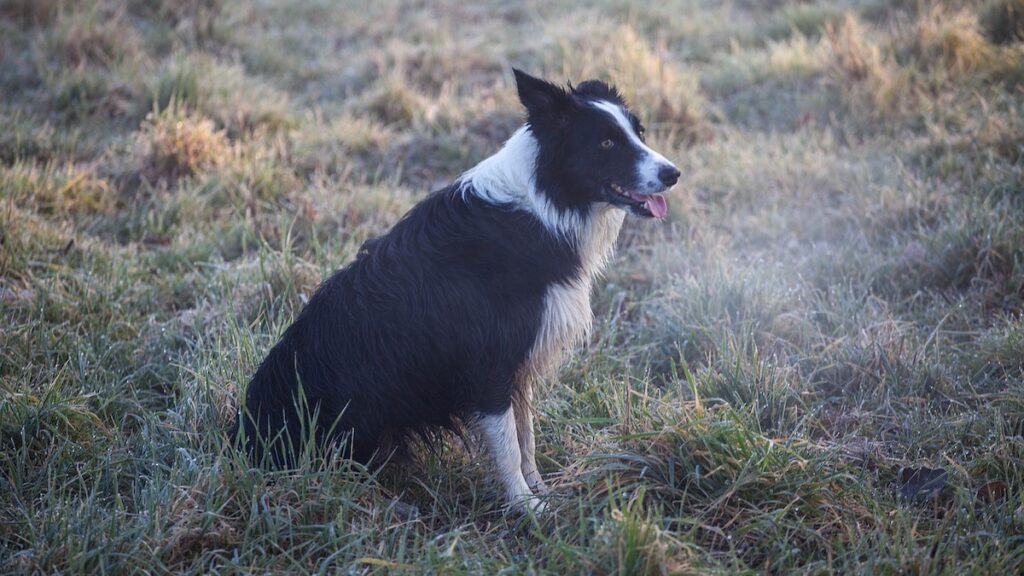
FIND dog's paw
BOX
[518,494,547,515]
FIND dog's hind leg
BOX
[478,406,545,513]
[513,383,548,494]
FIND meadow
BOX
[2,0,1024,573]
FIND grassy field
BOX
[2,0,1024,573]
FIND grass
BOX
[2,0,1024,573]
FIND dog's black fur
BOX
[241,188,577,465]
[238,69,679,476]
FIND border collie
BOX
[239,69,680,512]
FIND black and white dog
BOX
[240,69,679,512]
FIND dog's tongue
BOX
[645,193,668,219]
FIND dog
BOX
[239,69,680,512]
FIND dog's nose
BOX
[658,165,681,187]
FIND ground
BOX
[2,0,1024,573]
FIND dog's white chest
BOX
[529,279,594,379]
[524,208,625,381]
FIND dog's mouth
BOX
[607,183,668,219]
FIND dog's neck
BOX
[457,126,625,279]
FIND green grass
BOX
[3,0,1024,573]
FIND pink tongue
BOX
[645,193,668,219]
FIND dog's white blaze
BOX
[457,127,583,238]
[591,100,675,190]
[478,407,544,512]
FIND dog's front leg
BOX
[513,384,548,494]
[478,407,545,513]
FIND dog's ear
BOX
[513,68,574,125]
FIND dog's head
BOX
[514,68,680,219]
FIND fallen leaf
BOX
[898,466,947,502]
[976,480,1007,505]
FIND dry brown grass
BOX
[359,73,429,128]
[151,55,293,138]
[912,4,994,75]
[151,0,223,45]
[4,1,1024,573]
[290,113,393,174]
[768,33,826,76]
[554,24,710,144]
[983,43,1024,86]
[1,161,115,217]
[370,35,507,94]
[826,14,887,86]
[163,481,240,564]
[825,13,907,120]
[136,107,228,184]
[46,3,143,68]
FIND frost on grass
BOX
[3,0,1024,574]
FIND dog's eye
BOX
[601,139,614,149]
